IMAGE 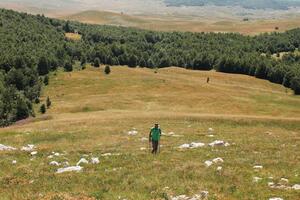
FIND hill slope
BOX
[0,66,300,199]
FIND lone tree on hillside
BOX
[104,66,111,75]
[94,57,100,67]
[46,96,51,108]
[40,104,46,114]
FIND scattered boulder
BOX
[204,160,213,167]
[0,144,16,151]
[128,128,138,136]
[208,140,230,147]
[253,165,263,170]
[292,184,300,190]
[171,191,209,200]
[49,161,60,166]
[269,198,283,200]
[56,166,82,174]
[217,166,222,172]
[91,157,100,164]
[212,157,224,164]
[179,142,205,149]
[141,137,148,142]
[12,160,17,164]
[31,151,38,156]
[253,177,262,183]
[279,178,289,184]
[21,144,35,152]
[76,158,89,166]
[205,158,224,168]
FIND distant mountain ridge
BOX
[165,0,300,10]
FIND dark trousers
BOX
[152,140,159,154]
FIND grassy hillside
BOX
[62,10,300,35]
[0,66,299,199]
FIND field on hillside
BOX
[1,66,300,199]
[63,10,300,35]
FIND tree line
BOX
[0,8,299,126]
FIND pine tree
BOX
[40,104,46,114]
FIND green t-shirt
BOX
[150,128,161,141]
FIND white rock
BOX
[49,161,60,166]
[56,166,82,174]
[207,135,214,137]
[205,160,213,167]
[140,147,146,151]
[190,142,205,148]
[128,130,138,135]
[91,157,100,164]
[62,161,69,166]
[0,144,17,151]
[269,198,283,200]
[76,158,89,166]
[292,184,300,190]
[12,160,17,164]
[280,178,289,183]
[54,152,60,156]
[179,144,190,149]
[101,153,120,157]
[21,144,35,152]
[209,140,229,147]
[217,166,222,171]
[31,151,38,156]
[47,155,54,159]
[179,142,205,149]
[253,177,262,183]
[268,182,275,187]
[253,165,263,170]
[212,157,224,164]
[208,128,214,132]
[141,137,148,141]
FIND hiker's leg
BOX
[154,141,158,154]
[151,140,155,154]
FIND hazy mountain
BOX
[165,0,300,10]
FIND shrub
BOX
[94,58,100,67]
[40,104,46,114]
[104,66,111,75]
[44,75,49,85]
[46,96,51,108]
[64,62,73,72]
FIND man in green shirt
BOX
[149,123,162,154]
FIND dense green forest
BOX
[0,8,300,126]
[165,0,300,10]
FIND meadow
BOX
[0,66,300,199]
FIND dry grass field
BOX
[0,65,300,199]
[62,10,300,35]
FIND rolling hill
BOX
[0,65,300,199]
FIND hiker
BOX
[207,77,210,83]
[149,123,162,154]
